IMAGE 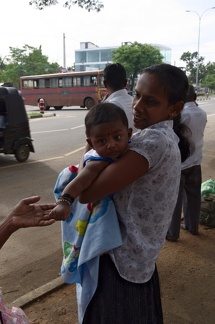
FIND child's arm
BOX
[49,160,110,221]
[64,160,110,197]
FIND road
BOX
[0,98,215,305]
[0,106,89,304]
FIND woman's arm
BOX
[79,150,149,203]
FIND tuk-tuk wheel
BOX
[15,145,30,162]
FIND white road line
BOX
[0,147,85,169]
[31,125,85,134]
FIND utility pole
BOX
[186,7,215,89]
[63,33,66,69]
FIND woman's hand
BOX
[9,196,56,229]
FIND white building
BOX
[74,42,171,71]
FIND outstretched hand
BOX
[9,196,56,229]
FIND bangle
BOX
[56,198,71,206]
[58,193,75,205]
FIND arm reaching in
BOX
[0,196,56,249]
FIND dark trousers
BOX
[83,254,163,324]
[167,165,202,239]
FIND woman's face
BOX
[133,73,176,130]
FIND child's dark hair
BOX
[142,63,193,162]
[85,102,129,137]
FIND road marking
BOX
[0,147,85,169]
[31,125,85,134]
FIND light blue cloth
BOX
[54,163,122,324]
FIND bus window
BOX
[83,75,97,86]
[73,77,81,87]
[64,77,72,87]
[39,79,45,88]
[83,76,91,86]
[50,78,58,88]
[59,78,63,88]
[23,80,31,89]
[98,75,104,87]
[34,80,39,88]
[91,76,97,85]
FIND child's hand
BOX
[49,202,71,221]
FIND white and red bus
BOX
[19,70,106,110]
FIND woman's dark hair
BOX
[173,113,195,162]
[85,102,128,137]
[142,64,193,162]
[142,63,189,104]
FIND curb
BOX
[11,277,65,308]
[197,97,210,101]
[42,113,56,118]
[28,113,56,119]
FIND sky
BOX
[1,0,215,68]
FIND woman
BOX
[76,63,191,324]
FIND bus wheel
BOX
[85,98,95,110]
[54,106,63,110]
[15,145,30,162]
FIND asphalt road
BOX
[0,106,89,304]
[0,98,215,305]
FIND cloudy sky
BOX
[1,0,215,68]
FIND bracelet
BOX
[58,193,75,205]
[56,198,71,206]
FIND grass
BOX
[27,112,43,118]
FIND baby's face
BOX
[87,120,132,160]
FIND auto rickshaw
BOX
[0,86,34,162]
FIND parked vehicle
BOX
[0,86,34,162]
[20,70,106,111]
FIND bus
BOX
[19,70,106,110]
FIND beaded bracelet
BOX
[57,193,75,205]
[56,198,71,207]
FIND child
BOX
[49,102,132,221]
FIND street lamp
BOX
[186,7,215,89]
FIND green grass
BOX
[27,112,43,118]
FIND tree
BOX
[1,45,60,87]
[29,0,104,11]
[202,62,215,90]
[0,56,7,82]
[180,51,206,85]
[112,42,163,91]
[202,74,215,90]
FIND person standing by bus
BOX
[103,63,134,129]
[166,84,207,241]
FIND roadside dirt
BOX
[20,225,215,324]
